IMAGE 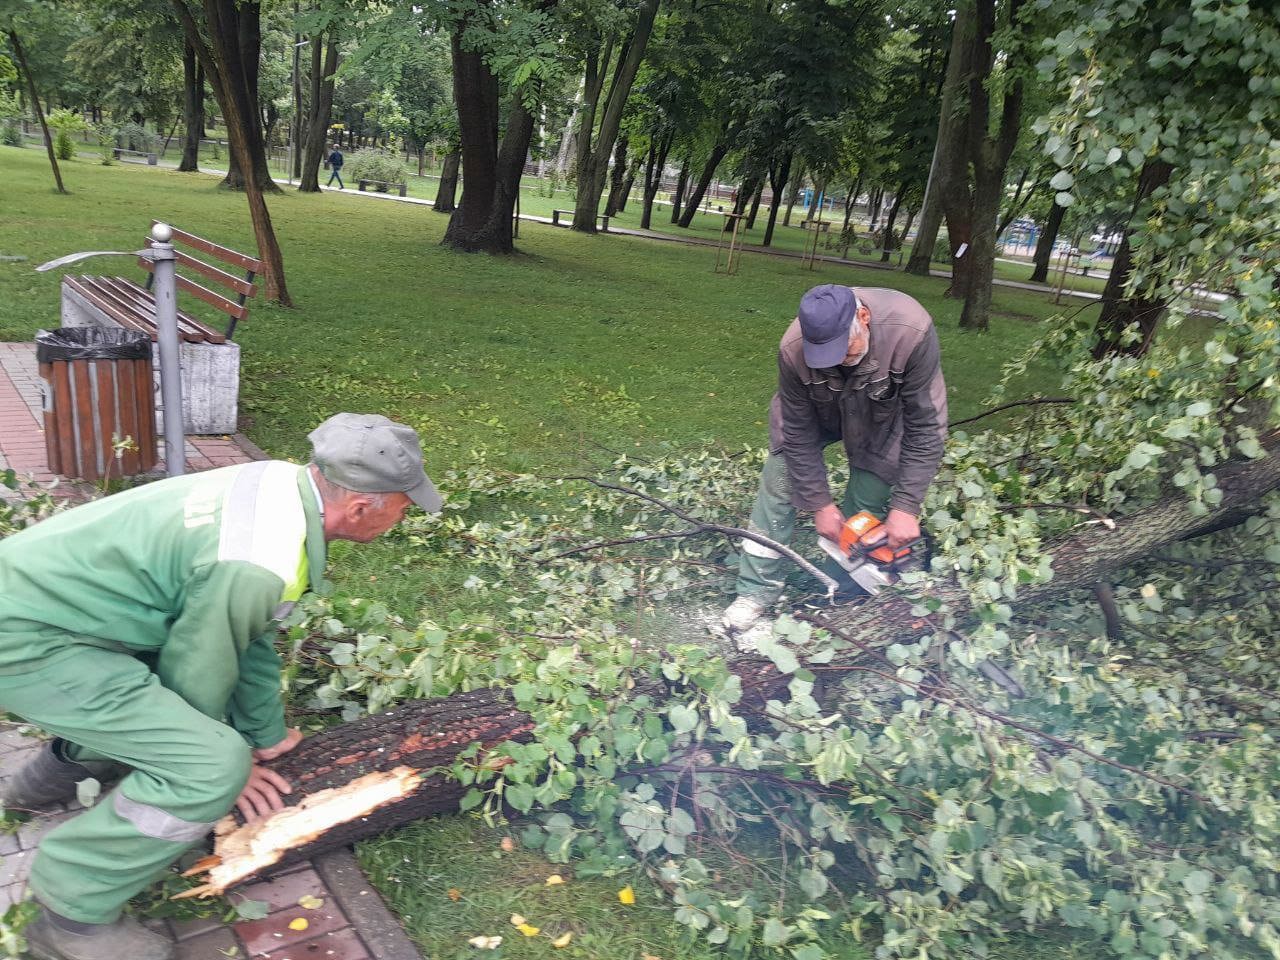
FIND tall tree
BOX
[570,0,661,233]
[2,21,64,193]
[172,0,291,303]
[957,0,1030,331]
[1037,0,1280,358]
[298,27,339,193]
[178,37,204,171]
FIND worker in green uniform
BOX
[0,413,442,960]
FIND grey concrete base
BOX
[60,280,240,435]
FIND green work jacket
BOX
[0,461,326,749]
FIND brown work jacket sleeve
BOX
[890,326,948,515]
[777,350,836,513]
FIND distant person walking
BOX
[324,144,345,189]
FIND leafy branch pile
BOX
[280,284,1280,958]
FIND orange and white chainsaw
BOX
[817,511,922,596]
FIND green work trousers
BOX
[0,645,251,924]
[735,451,892,604]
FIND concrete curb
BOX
[315,849,422,960]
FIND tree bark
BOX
[669,155,690,223]
[745,178,764,230]
[959,0,1026,332]
[435,150,460,213]
[639,132,672,229]
[184,446,1280,896]
[179,40,204,172]
[761,151,793,247]
[184,0,292,303]
[783,168,805,227]
[923,4,976,294]
[879,182,907,262]
[572,0,660,232]
[1029,199,1066,283]
[443,25,500,250]
[1091,158,1175,359]
[603,134,629,217]
[298,35,339,193]
[676,137,731,228]
[8,30,65,194]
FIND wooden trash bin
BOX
[36,327,157,482]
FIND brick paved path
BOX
[0,344,420,958]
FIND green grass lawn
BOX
[0,145,1106,956]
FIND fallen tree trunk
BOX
[181,688,533,896]
[186,447,1280,895]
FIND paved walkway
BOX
[0,349,421,958]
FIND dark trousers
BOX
[326,168,344,188]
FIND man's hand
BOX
[814,503,846,543]
[253,727,302,762]
[883,508,921,549]
[236,765,292,822]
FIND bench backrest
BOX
[137,222,262,340]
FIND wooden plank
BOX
[152,222,261,273]
[38,360,59,474]
[140,246,257,298]
[132,357,157,472]
[66,277,155,339]
[94,359,124,477]
[173,273,247,322]
[50,361,77,477]
[85,277,226,344]
[72,358,100,481]
[99,276,227,343]
[93,277,207,343]
[109,357,140,476]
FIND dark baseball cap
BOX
[308,413,442,512]
[798,284,857,368]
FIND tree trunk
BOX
[443,27,500,250]
[299,35,339,193]
[639,132,672,230]
[959,0,1026,332]
[1091,158,1175,359]
[676,137,730,228]
[1029,199,1066,282]
[179,40,204,172]
[435,150,460,213]
[186,0,292,303]
[603,135,629,217]
[572,0,661,232]
[922,4,976,292]
[670,156,690,223]
[761,151,793,247]
[8,30,66,194]
[806,178,825,222]
[745,179,764,230]
[212,2,276,193]
[879,183,907,262]
[184,446,1280,896]
[465,100,537,254]
[783,168,805,227]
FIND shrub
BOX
[0,89,21,147]
[46,108,87,160]
[116,121,155,153]
[94,123,117,165]
[344,149,407,188]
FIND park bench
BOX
[551,209,610,231]
[357,178,408,197]
[59,223,259,435]
[113,147,158,165]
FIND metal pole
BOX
[150,222,185,476]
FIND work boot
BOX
[2,740,121,811]
[23,908,174,960]
[720,596,768,634]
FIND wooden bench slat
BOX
[73,276,227,345]
[141,245,257,299]
[90,277,208,344]
[133,259,248,322]
[152,221,262,273]
[97,277,227,344]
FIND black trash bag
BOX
[35,327,152,363]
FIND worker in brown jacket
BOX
[722,284,948,633]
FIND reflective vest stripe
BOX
[217,462,309,600]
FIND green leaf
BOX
[505,782,535,813]
[762,918,793,947]
[459,788,484,811]
[1182,869,1213,896]
[75,777,101,809]
[234,899,270,921]
[668,704,698,734]
[798,868,828,900]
